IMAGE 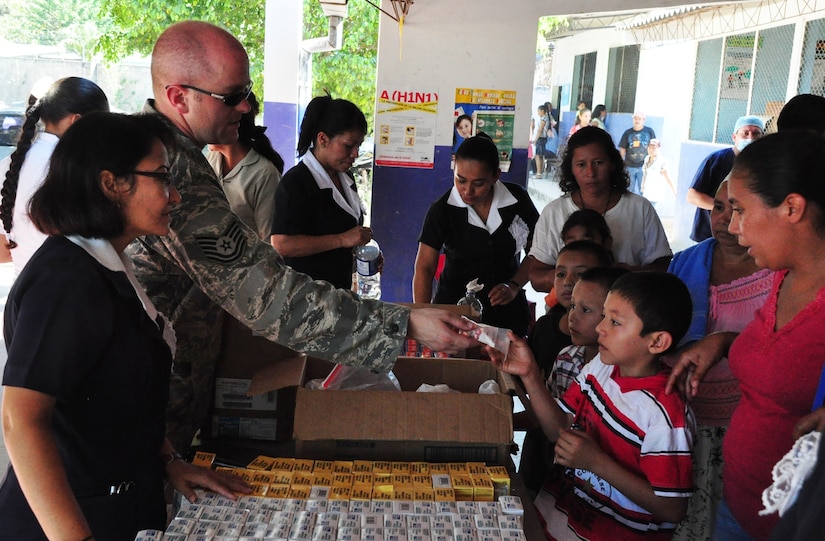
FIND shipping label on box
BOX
[214,378,278,411]
[211,415,278,440]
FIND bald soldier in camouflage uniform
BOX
[128,21,476,453]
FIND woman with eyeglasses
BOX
[0,112,250,540]
[271,95,372,290]
[0,77,110,276]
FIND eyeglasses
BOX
[131,168,174,187]
[171,83,253,107]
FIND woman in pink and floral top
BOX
[667,179,772,541]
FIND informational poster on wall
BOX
[374,88,438,169]
[453,88,516,172]
[720,35,758,100]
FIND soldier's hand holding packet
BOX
[458,317,510,356]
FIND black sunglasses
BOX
[172,83,253,107]
[131,168,174,187]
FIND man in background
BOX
[618,111,656,195]
[686,115,764,242]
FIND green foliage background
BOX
[0,0,381,128]
[303,0,379,132]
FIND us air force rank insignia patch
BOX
[195,221,246,264]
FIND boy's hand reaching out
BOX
[485,331,538,380]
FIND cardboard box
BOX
[209,315,515,463]
[208,316,306,442]
[291,356,515,464]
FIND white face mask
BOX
[736,138,753,152]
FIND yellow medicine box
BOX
[353,472,374,486]
[373,461,392,474]
[394,487,414,500]
[428,463,449,474]
[267,484,290,498]
[191,451,216,469]
[409,462,429,474]
[291,471,314,486]
[271,458,295,471]
[313,460,335,473]
[350,486,372,501]
[450,474,474,501]
[471,475,494,501]
[332,472,354,487]
[292,458,314,473]
[434,487,456,501]
[288,484,311,499]
[312,473,333,487]
[330,485,352,500]
[247,455,276,471]
[487,465,511,494]
[352,460,374,473]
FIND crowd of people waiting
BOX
[0,17,825,541]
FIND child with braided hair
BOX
[0,77,109,275]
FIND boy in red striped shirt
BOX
[489,271,694,541]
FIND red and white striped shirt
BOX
[536,356,695,541]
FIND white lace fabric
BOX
[760,430,822,517]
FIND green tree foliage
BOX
[3,0,111,60]
[304,0,379,132]
[97,0,266,95]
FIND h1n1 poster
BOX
[374,88,438,168]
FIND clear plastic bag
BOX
[306,363,402,392]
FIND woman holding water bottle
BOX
[271,95,371,291]
[413,134,539,336]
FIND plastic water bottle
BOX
[355,239,381,300]
[457,278,484,318]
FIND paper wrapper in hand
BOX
[458,317,510,356]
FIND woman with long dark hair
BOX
[0,77,109,275]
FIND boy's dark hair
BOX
[579,267,629,293]
[609,271,692,351]
[558,240,613,268]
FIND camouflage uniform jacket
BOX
[129,102,410,448]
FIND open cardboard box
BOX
[209,316,306,442]
[290,356,515,464]
[206,318,515,464]
[209,313,516,464]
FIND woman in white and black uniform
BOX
[414,135,539,336]
[271,96,372,290]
